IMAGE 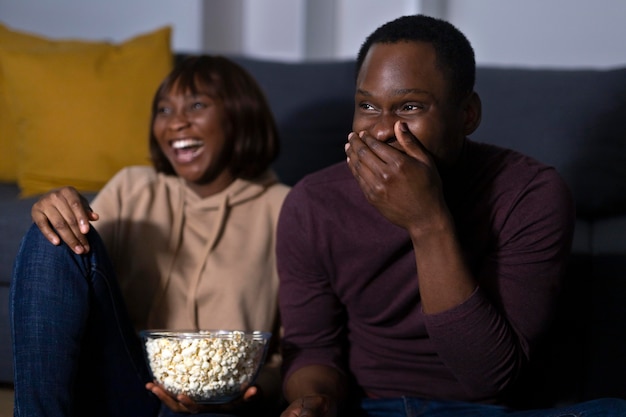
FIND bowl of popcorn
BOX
[140,329,271,404]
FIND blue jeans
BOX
[358,397,626,417]
[10,224,161,417]
[10,224,268,417]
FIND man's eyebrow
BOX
[395,88,431,96]
[355,88,432,96]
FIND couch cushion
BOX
[0,26,172,197]
[0,183,36,285]
[0,23,104,182]
[474,67,626,219]
[0,183,98,286]
[0,285,13,382]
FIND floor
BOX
[0,385,13,417]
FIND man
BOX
[276,14,626,417]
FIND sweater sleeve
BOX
[277,183,347,384]
[423,166,575,397]
[90,166,157,257]
[90,168,126,251]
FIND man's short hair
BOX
[356,14,476,102]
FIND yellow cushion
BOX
[0,25,172,196]
[0,23,103,181]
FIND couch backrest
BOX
[474,67,626,219]
[229,56,356,186]
[233,54,626,222]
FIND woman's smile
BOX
[169,138,205,164]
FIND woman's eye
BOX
[191,101,207,110]
[156,106,171,115]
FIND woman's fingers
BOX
[30,187,96,253]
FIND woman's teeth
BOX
[170,139,204,163]
[171,139,203,150]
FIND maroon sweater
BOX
[277,139,575,404]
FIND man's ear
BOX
[463,91,482,135]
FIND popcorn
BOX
[143,330,269,403]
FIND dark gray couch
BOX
[1,55,625,407]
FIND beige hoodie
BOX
[91,165,290,334]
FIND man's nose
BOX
[372,112,397,142]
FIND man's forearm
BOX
[410,216,477,315]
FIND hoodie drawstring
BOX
[186,194,230,329]
[146,181,186,329]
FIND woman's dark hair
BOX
[149,55,280,180]
[356,14,476,103]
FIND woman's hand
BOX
[31,186,99,254]
[146,382,260,414]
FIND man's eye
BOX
[359,103,375,111]
[402,103,422,111]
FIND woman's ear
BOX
[463,92,482,135]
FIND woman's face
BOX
[152,81,235,197]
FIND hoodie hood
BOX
[147,169,281,329]
[183,169,279,210]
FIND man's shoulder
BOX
[466,139,562,181]
[467,140,574,213]
[459,140,573,212]
[281,161,358,210]
[293,161,354,190]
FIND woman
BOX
[10,55,289,417]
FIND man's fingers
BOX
[394,121,428,160]
[345,132,375,187]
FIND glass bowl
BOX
[140,329,271,404]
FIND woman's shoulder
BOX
[240,180,291,220]
[96,165,167,202]
[111,165,158,182]
[92,166,182,217]
[105,165,165,192]
[238,171,291,207]
[265,182,291,202]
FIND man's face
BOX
[352,41,467,168]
